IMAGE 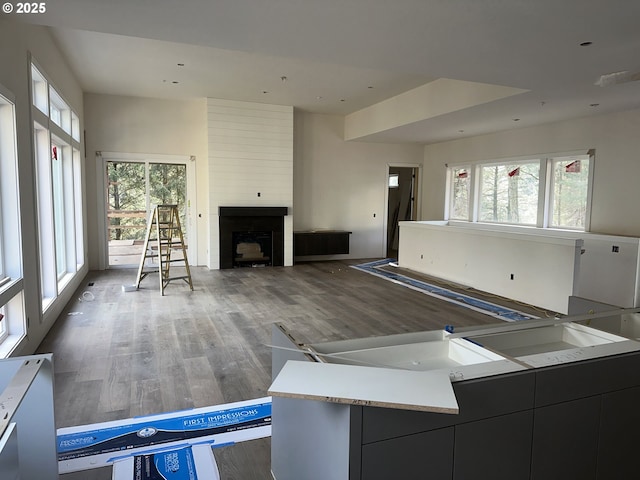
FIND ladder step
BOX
[146,241,184,246]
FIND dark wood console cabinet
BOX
[294,230,351,256]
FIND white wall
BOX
[83,94,208,269]
[422,108,640,237]
[398,222,583,314]
[84,102,423,269]
[444,222,640,309]
[0,19,86,356]
[294,112,424,259]
[207,99,293,269]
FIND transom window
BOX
[446,151,593,230]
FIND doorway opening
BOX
[386,166,418,259]
[106,159,188,267]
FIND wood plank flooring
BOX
[37,260,529,479]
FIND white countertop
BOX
[268,360,459,414]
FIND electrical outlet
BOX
[510,273,515,280]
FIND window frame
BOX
[445,150,594,231]
[30,60,84,312]
[0,83,25,353]
[445,165,472,221]
[49,85,71,134]
[477,159,541,226]
[31,63,48,116]
[546,152,594,231]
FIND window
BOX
[31,64,48,115]
[549,155,590,229]
[449,166,471,220]
[0,85,25,353]
[446,151,593,230]
[51,140,67,278]
[73,148,84,267]
[71,112,80,142]
[479,161,540,225]
[389,173,399,188]
[0,308,6,345]
[31,61,84,311]
[49,86,71,134]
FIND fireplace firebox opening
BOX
[233,231,272,267]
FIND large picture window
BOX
[446,151,593,230]
[0,85,25,355]
[479,162,540,225]
[31,61,84,312]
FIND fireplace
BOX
[219,207,288,269]
[232,231,272,267]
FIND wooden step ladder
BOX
[135,204,193,295]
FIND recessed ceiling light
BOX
[280,76,287,82]
[513,118,520,122]
[340,99,346,102]
[590,103,600,107]
[262,90,269,94]
[317,96,323,100]
[177,63,185,67]
[458,130,464,133]
[367,86,374,89]
[172,81,179,84]
[579,41,593,47]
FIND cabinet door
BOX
[362,371,534,444]
[531,396,601,480]
[453,411,533,480]
[597,386,640,479]
[360,427,454,480]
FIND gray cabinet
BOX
[531,397,601,480]
[596,386,640,479]
[454,411,533,480]
[361,427,454,480]
[270,325,640,480]
[360,372,535,480]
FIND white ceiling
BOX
[17,0,640,144]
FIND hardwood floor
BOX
[37,260,523,479]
